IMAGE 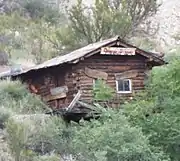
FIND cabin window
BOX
[116,79,132,93]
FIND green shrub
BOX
[5,107,169,161]
[123,59,180,160]
[124,97,180,161]
[0,80,27,101]
[29,116,72,155]
[70,109,169,161]
[5,116,60,161]
[0,80,50,114]
[5,115,71,159]
[6,118,32,161]
[147,59,180,99]
[93,79,114,101]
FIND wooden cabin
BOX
[4,36,165,108]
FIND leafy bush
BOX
[123,59,180,160]
[147,59,180,99]
[28,116,72,155]
[5,116,62,160]
[6,118,32,161]
[4,106,169,161]
[5,115,71,160]
[93,79,114,101]
[70,109,168,161]
[124,97,180,161]
[0,80,50,114]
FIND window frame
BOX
[116,79,132,94]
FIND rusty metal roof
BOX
[0,36,165,78]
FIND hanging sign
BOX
[100,47,136,55]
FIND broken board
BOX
[84,67,108,80]
[43,92,67,102]
[50,86,68,95]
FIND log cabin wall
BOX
[21,53,147,109]
[21,65,72,109]
[67,53,146,107]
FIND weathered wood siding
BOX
[21,65,71,109]
[66,53,146,107]
[21,53,147,109]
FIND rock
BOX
[153,0,180,47]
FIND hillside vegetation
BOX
[2,56,180,160]
[1,0,180,161]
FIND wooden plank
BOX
[43,92,67,102]
[84,67,108,80]
[115,70,139,79]
[50,86,68,96]
[67,90,82,110]
[77,101,97,111]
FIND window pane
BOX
[118,80,124,91]
[124,80,130,91]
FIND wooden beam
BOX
[115,70,139,79]
[43,92,67,102]
[84,67,108,80]
[77,101,96,111]
[67,90,82,111]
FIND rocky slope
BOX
[154,0,180,47]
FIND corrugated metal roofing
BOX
[0,36,165,78]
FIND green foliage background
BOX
[123,58,180,161]
[0,79,169,161]
[0,80,49,114]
